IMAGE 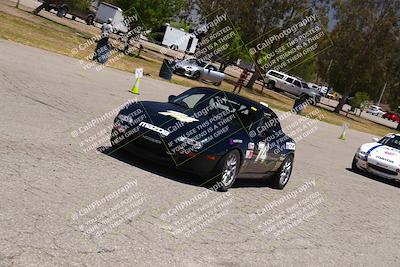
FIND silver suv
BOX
[265,70,320,104]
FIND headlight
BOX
[357,149,367,160]
[118,114,133,124]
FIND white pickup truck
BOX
[265,70,321,104]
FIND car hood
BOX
[138,101,209,137]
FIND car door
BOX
[201,64,223,82]
[240,115,281,177]
[283,77,295,93]
[292,79,302,96]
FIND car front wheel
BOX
[267,81,275,90]
[351,156,359,171]
[271,154,293,189]
[214,150,240,192]
[191,71,201,80]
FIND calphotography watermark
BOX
[249,180,324,237]
[70,98,138,155]
[159,182,233,238]
[70,180,145,238]
[247,9,333,75]
[70,12,145,71]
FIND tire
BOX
[271,154,294,189]
[267,81,275,90]
[192,71,201,80]
[214,81,222,86]
[213,150,240,192]
[72,16,76,20]
[86,15,94,25]
[351,156,359,171]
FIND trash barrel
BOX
[159,59,173,80]
[57,8,66,17]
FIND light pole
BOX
[377,82,387,106]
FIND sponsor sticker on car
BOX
[245,150,254,159]
[286,142,296,150]
[139,122,170,136]
[248,142,255,150]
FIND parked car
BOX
[265,70,321,104]
[308,83,325,96]
[110,87,296,191]
[383,112,400,123]
[319,86,329,96]
[366,105,386,117]
[35,0,97,25]
[352,133,400,181]
[171,59,224,85]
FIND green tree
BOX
[198,0,329,88]
[116,0,186,30]
[317,0,400,113]
[350,91,369,116]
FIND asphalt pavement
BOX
[1,39,400,266]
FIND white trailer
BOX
[95,2,128,33]
[162,25,198,54]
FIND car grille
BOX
[135,135,166,154]
[368,163,398,176]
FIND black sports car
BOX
[110,87,295,191]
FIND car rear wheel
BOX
[214,150,240,192]
[271,155,293,189]
[86,15,94,25]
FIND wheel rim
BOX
[279,159,292,185]
[221,153,237,186]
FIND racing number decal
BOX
[255,142,269,163]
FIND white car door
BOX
[282,77,295,93]
[291,79,302,96]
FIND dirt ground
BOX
[1,39,400,266]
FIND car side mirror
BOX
[372,137,379,142]
[168,95,176,103]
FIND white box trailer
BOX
[95,2,128,33]
[162,25,198,54]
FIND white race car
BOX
[352,133,400,181]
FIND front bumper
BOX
[354,155,399,180]
[111,126,220,177]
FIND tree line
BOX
[102,0,399,116]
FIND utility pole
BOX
[377,82,387,106]
[325,59,333,84]
[16,0,20,8]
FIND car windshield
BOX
[171,89,261,127]
[379,135,400,150]
[208,95,259,126]
[171,92,206,109]
[197,61,207,67]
